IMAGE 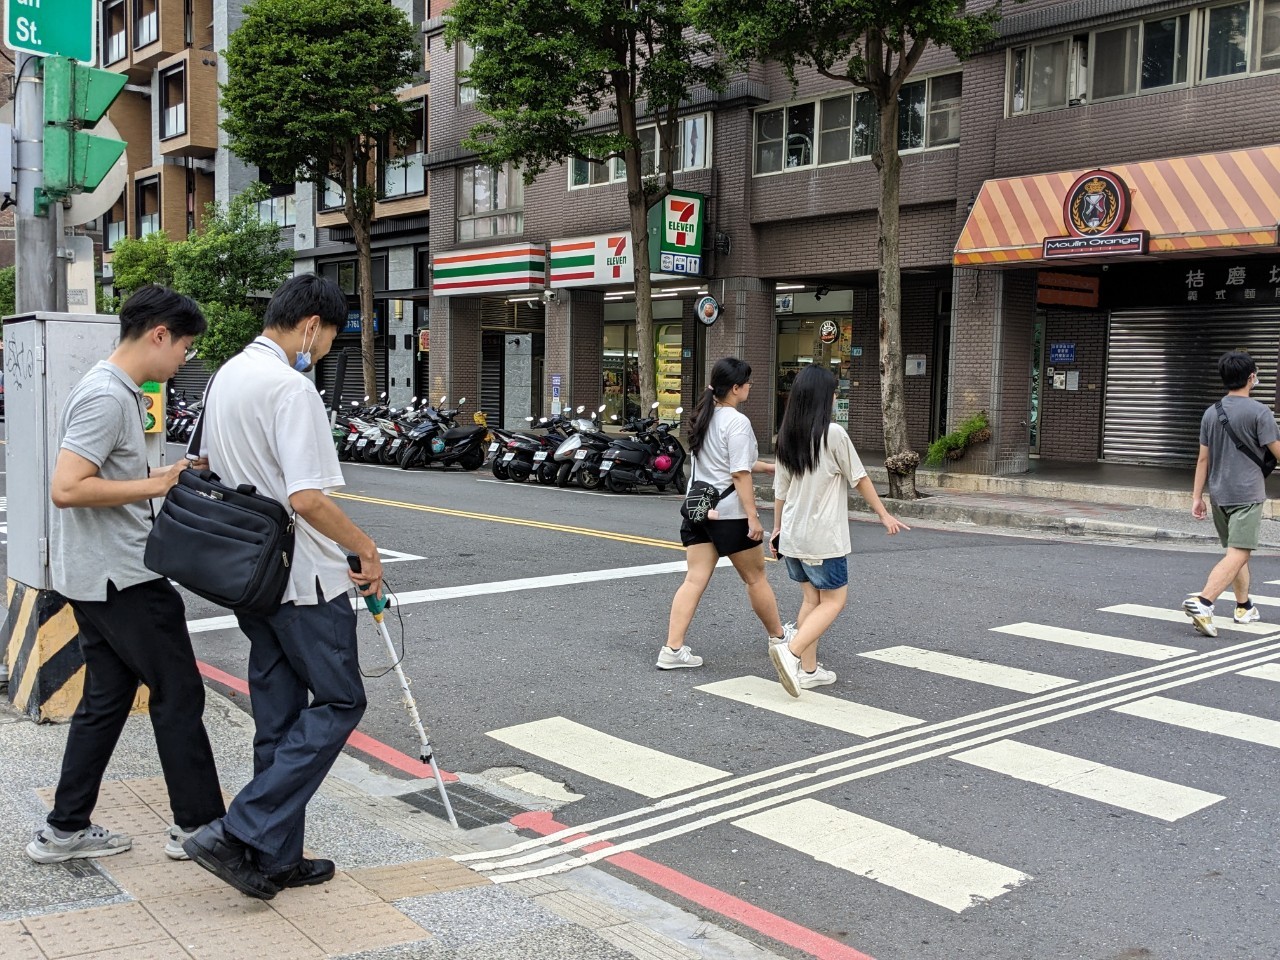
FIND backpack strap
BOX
[186,370,219,462]
[1215,401,1266,471]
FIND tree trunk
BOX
[354,217,377,401]
[614,72,656,414]
[874,95,918,501]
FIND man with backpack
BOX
[1184,350,1280,638]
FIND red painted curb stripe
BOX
[511,811,877,960]
[196,660,458,782]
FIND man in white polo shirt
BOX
[183,274,383,900]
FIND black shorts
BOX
[680,518,760,557]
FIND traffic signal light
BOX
[40,56,127,211]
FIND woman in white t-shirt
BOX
[659,357,788,670]
[767,365,908,697]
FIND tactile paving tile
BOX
[23,902,170,959]
[267,873,380,919]
[178,915,323,960]
[108,860,227,900]
[143,886,275,937]
[88,804,169,838]
[348,858,491,900]
[288,900,431,955]
[55,940,195,960]
[120,777,172,808]
[0,920,45,960]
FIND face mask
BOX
[294,323,318,372]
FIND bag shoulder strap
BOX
[1215,401,1266,470]
[186,370,219,462]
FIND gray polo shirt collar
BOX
[101,360,143,396]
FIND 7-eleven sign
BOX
[549,233,636,288]
[648,190,706,276]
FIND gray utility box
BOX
[4,312,166,591]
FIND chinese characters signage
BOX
[1103,260,1280,308]
[647,190,705,276]
[1042,170,1148,260]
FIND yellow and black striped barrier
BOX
[4,579,148,723]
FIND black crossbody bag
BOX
[679,459,735,525]
[1214,401,1278,478]
[144,375,296,616]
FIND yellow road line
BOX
[333,491,687,551]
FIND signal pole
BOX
[14,50,64,313]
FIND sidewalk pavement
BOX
[0,689,784,960]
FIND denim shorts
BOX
[783,555,849,591]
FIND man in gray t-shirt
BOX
[26,287,225,867]
[1184,351,1280,638]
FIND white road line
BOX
[487,716,729,798]
[858,645,1074,693]
[379,548,425,563]
[732,799,1029,913]
[1238,593,1280,608]
[1114,695,1280,748]
[187,558,729,634]
[951,739,1222,822]
[1238,663,1280,683]
[1101,603,1275,634]
[696,676,923,737]
[992,622,1193,661]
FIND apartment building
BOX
[424,0,1280,471]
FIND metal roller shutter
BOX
[315,338,388,408]
[481,331,504,427]
[1103,307,1280,465]
[169,359,213,401]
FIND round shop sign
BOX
[1062,169,1131,238]
[696,295,720,326]
[819,319,839,344]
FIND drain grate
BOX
[399,783,526,829]
[57,859,106,880]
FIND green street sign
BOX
[5,0,97,64]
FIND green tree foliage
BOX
[690,0,1008,498]
[445,0,723,410]
[0,266,15,319]
[221,0,420,397]
[110,232,176,294]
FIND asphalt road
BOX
[7,440,1280,960]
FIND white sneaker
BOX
[657,645,703,669]
[1182,596,1218,638]
[26,824,132,864]
[165,824,203,861]
[1235,605,1261,624]
[769,622,797,646]
[799,665,837,689]
[768,643,802,698]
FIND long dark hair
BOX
[776,364,835,476]
[687,357,752,457]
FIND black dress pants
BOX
[47,578,225,833]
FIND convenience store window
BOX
[602,321,683,424]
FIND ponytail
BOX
[687,357,752,457]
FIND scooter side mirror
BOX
[576,405,585,413]
[650,401,660,410]
[598,404,607,412]
[458,397,467,405]
[439,396,448,405]
[525,417,534,422]
[675,407,684,415]
[611,415,619,421]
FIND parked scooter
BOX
[551,405,611,489]
[398,396,488,470]
[498,413,571,483]
[598,403,687,494]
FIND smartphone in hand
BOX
[770,531,781,558]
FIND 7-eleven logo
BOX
[605,235,628,278]
[666,197,700,247]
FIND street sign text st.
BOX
[5,0,96,64]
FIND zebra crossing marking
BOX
[1238,663,1280,683]
[951,739,1222,822]
[732,799,1030,913]
[858,645,1074,693]
[1101,603,1274,634]
[992,622,1193,661]
[1113,695,1280,749]
[695,676,923,737]
[487,716,729,798]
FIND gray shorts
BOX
[1212,502,1263,551]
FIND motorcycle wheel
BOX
[555,462,573,488]
[604,473,629,494]
[674,466,687,490]
[508,462,529,483]
[397,444,420,469]
[491,458,510,480]
[337,444,352,462]
[460,444,485,471]
[536,461,558,485]
[579,468,603,491]
[379,444,399,465]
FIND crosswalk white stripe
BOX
[858,645,1073,693]
[1101,603,1274,634]
[486,716,729,798]
[951,739,1222,822]
[1238,663,1280,683]
[1237,593,1280,608]
[695,676,923,737]
[1113,695,1280,748]
[732,799,1029,913]
[992,622,1193,661]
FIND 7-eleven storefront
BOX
[950,145,1280,471]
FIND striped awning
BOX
[954,146,1280,267]
[432,243,546,296]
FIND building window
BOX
[319,257,387,296]
[1204,1,1251,78]
[133,0,157,49]
[103,0,127,65]
[103,198,127,251]
[136,177,160,237]
[754,77,958,175]
[414,245,431,289]
[458,41,477,105]
[1009,38,1071,114]
[1262,0,1280,69]
[256,169,296,227]
[457,162,523,241]
[184,0,194,46]
[570,113,712,188]
[1142,14,1192,89]
[380,99,427,199]
[159,65,186,138]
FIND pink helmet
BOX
[654,454,673,472]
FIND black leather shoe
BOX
[182,820,280,901]
[268,857,336,889]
